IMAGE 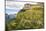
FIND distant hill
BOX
[9,14,16,19]
[5,13,9,21]
[5,13,16,22]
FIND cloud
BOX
[6,1,25,9]
[6,1,25,14]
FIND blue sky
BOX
[6,5,22,15]
[6,7,21,15]
[6,9,20,14]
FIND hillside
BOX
[6,3,44,30]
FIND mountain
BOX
[9,14,16,19]
[5,13,16,22]
[5,13,9,23]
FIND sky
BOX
[6,0,38,15]
[6,1,25,15]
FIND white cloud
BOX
[6,1,25,9]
